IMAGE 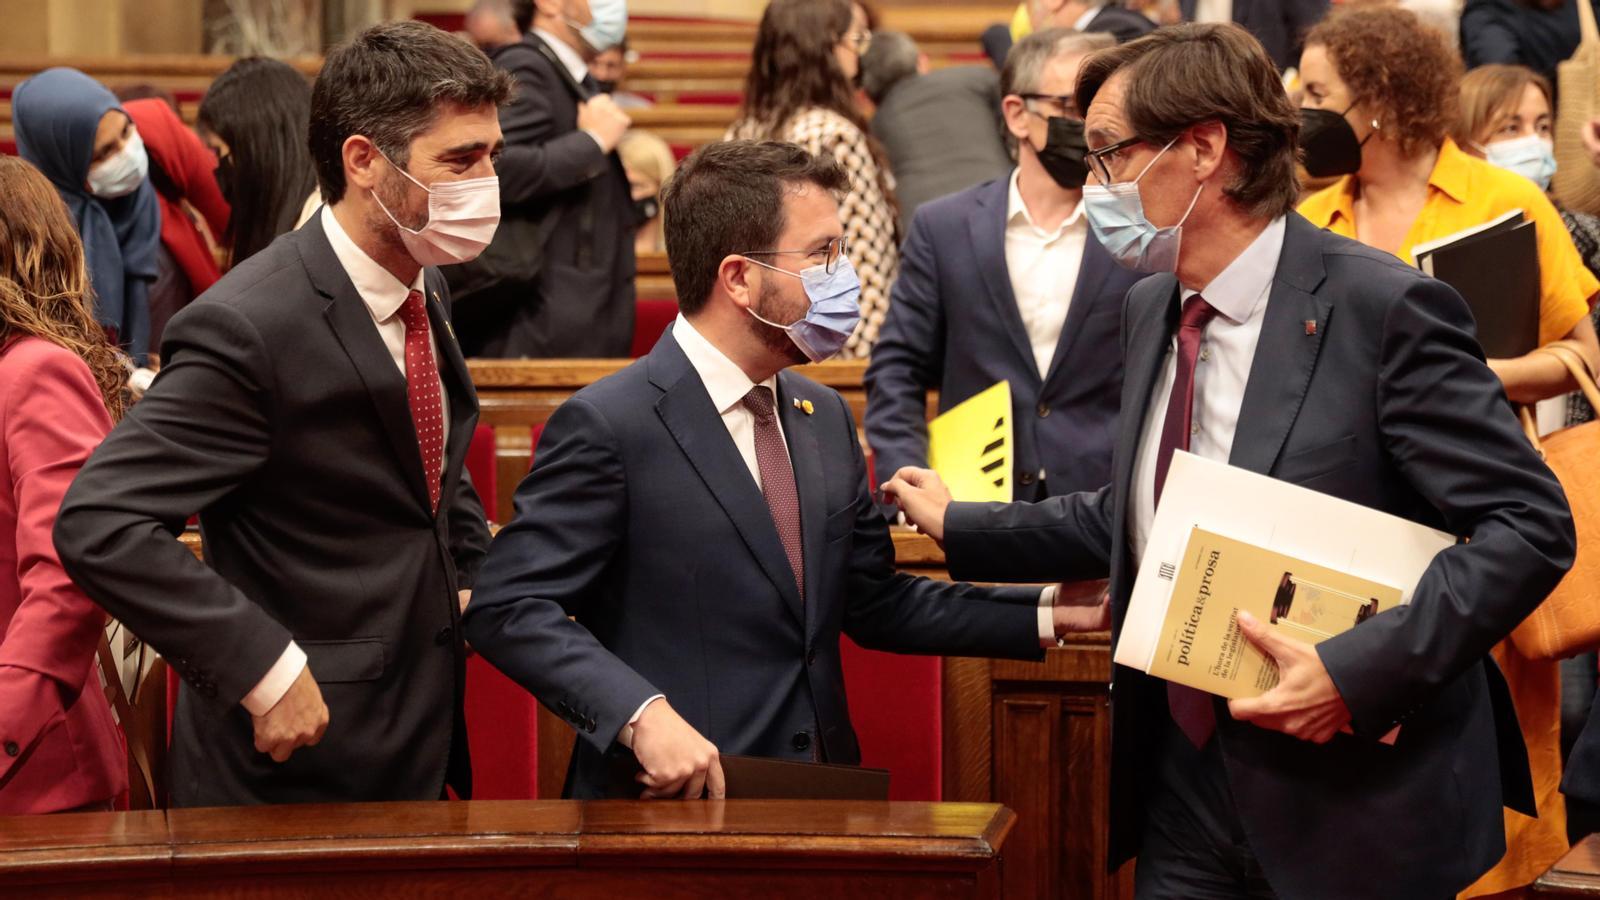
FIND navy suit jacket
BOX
[865,176,1142,502]
[941,213,1575,899]
[463,331,1045,799]
[1180,0,1330,70]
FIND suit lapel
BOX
[969,180,1039,381]
[425,276,478,508]
[301,217,433,513]
[1110,275,1180,554]
[1228,214,1331,476]
[777,371,826,641]
[1043,231,1115,388]
[650,335,806,626]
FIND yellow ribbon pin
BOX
[793,398,814,415]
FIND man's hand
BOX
[1052,596,1111,637]
[1227,611,1351,743]
[458,590,474,656]
[880,467,954,545]
[577,94,632,153]
[251,665,329,763]
[1583,117,1600,170]
[630,698,726,800]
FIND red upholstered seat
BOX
[464,424,497,522]
[631,298,679,358]
[840,639,942,800]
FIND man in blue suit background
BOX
[866,28,1143,505]
[464,140,1104,801]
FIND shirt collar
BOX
[320,205,423,323]
[533,28,590,86]
[1314,137,1471,231]
[672,314,778,414]
[1073,7,1099,29]
[1180,215,1286,325]
[1006,167,1084,237]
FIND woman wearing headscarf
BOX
[122,98,230,351]
[12,67,161,365]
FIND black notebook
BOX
[1412,209,1541,359]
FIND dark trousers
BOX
[1133,717,1277,900]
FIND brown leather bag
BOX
[1512,340,1600,659]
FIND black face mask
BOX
[1037,116,1089,189]
[593,78,618,95]
[633,195,659,221]
[213,153,237,206]
[1299,105,1368,178]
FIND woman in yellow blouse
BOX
[1297,7,1599,897]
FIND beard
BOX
[746,276,811,366]
[367,162,428,254]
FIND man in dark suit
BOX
[868,28,1139,505]
[54,22,503,806]
[458,0,635,357]
[983,1,1156,68]
[862,32,1012,229]
[463,140,1097,800]
[885,25,1575,899]
[1179,0,1329,70]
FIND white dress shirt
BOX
[1193,0,1234,23]
[241,206,453,716]
[1005,168,1088,378]
[1129,216,1286,561]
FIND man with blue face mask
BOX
[884,24,1576,900]
[464,140,1105,800]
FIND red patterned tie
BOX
[400,290,445,512]
[743,386,804,600]
[1155,295,1220,748]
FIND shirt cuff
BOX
[1038,585,1059,648]
[241,642,307,716]
[617,693,666,748]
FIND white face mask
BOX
[1479,134,1558,191]
[88,129,149,200]
[373,150,501,267]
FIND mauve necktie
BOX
[743,385,805,600]
[400,290,445,512]
[1155,294,1221,748]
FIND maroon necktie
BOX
[1155,295,1220,748]
[400,290,445,512]
[743,386,805,600]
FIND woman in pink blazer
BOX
[0,155,127,813]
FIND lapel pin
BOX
[793,398,814,415]
[1304,320,1318,336]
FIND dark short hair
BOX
[860,30,920,105]
[661,141,849,316]
[1076,23,1301,219]
[309,20,513,204]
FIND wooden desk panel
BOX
[1537,834,1600,894]
[3,801,1011,899]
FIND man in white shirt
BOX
[884,23,1573,900]
[867,28,1143,506]
[55,21,503,806]
[463,140,1105,801]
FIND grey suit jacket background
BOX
[55,215,492,807]
[870,66,1013,231]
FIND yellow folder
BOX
[927,381,1013,503]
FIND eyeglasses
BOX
[741,236,850,274]
[1018,92,1078,119]
[842,30,872,53]
[1086,135,1146,184]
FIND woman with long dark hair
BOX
[726,0,898,359]
[0,155,128,814]
[197,57,320,268]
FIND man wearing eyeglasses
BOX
[867,28,1143,511]
[463,140,1106,801]
[884,23,1576,900]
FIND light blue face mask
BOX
[1480,135,1557,191]
[742,254,863,362]
[1082,135,1204,274]
[568,0,627,53]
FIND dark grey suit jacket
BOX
[865,176,1143,502]
[463,331,1045,799]
[55,214,492,806]
[1179,0,1330,69]
[870,66,1012,230]
[941,213,1575,899]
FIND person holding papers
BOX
[1298,8,1600,893]
[882,23,1576,900]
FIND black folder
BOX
[719,755,891,801]
[1413,210,1541,359]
